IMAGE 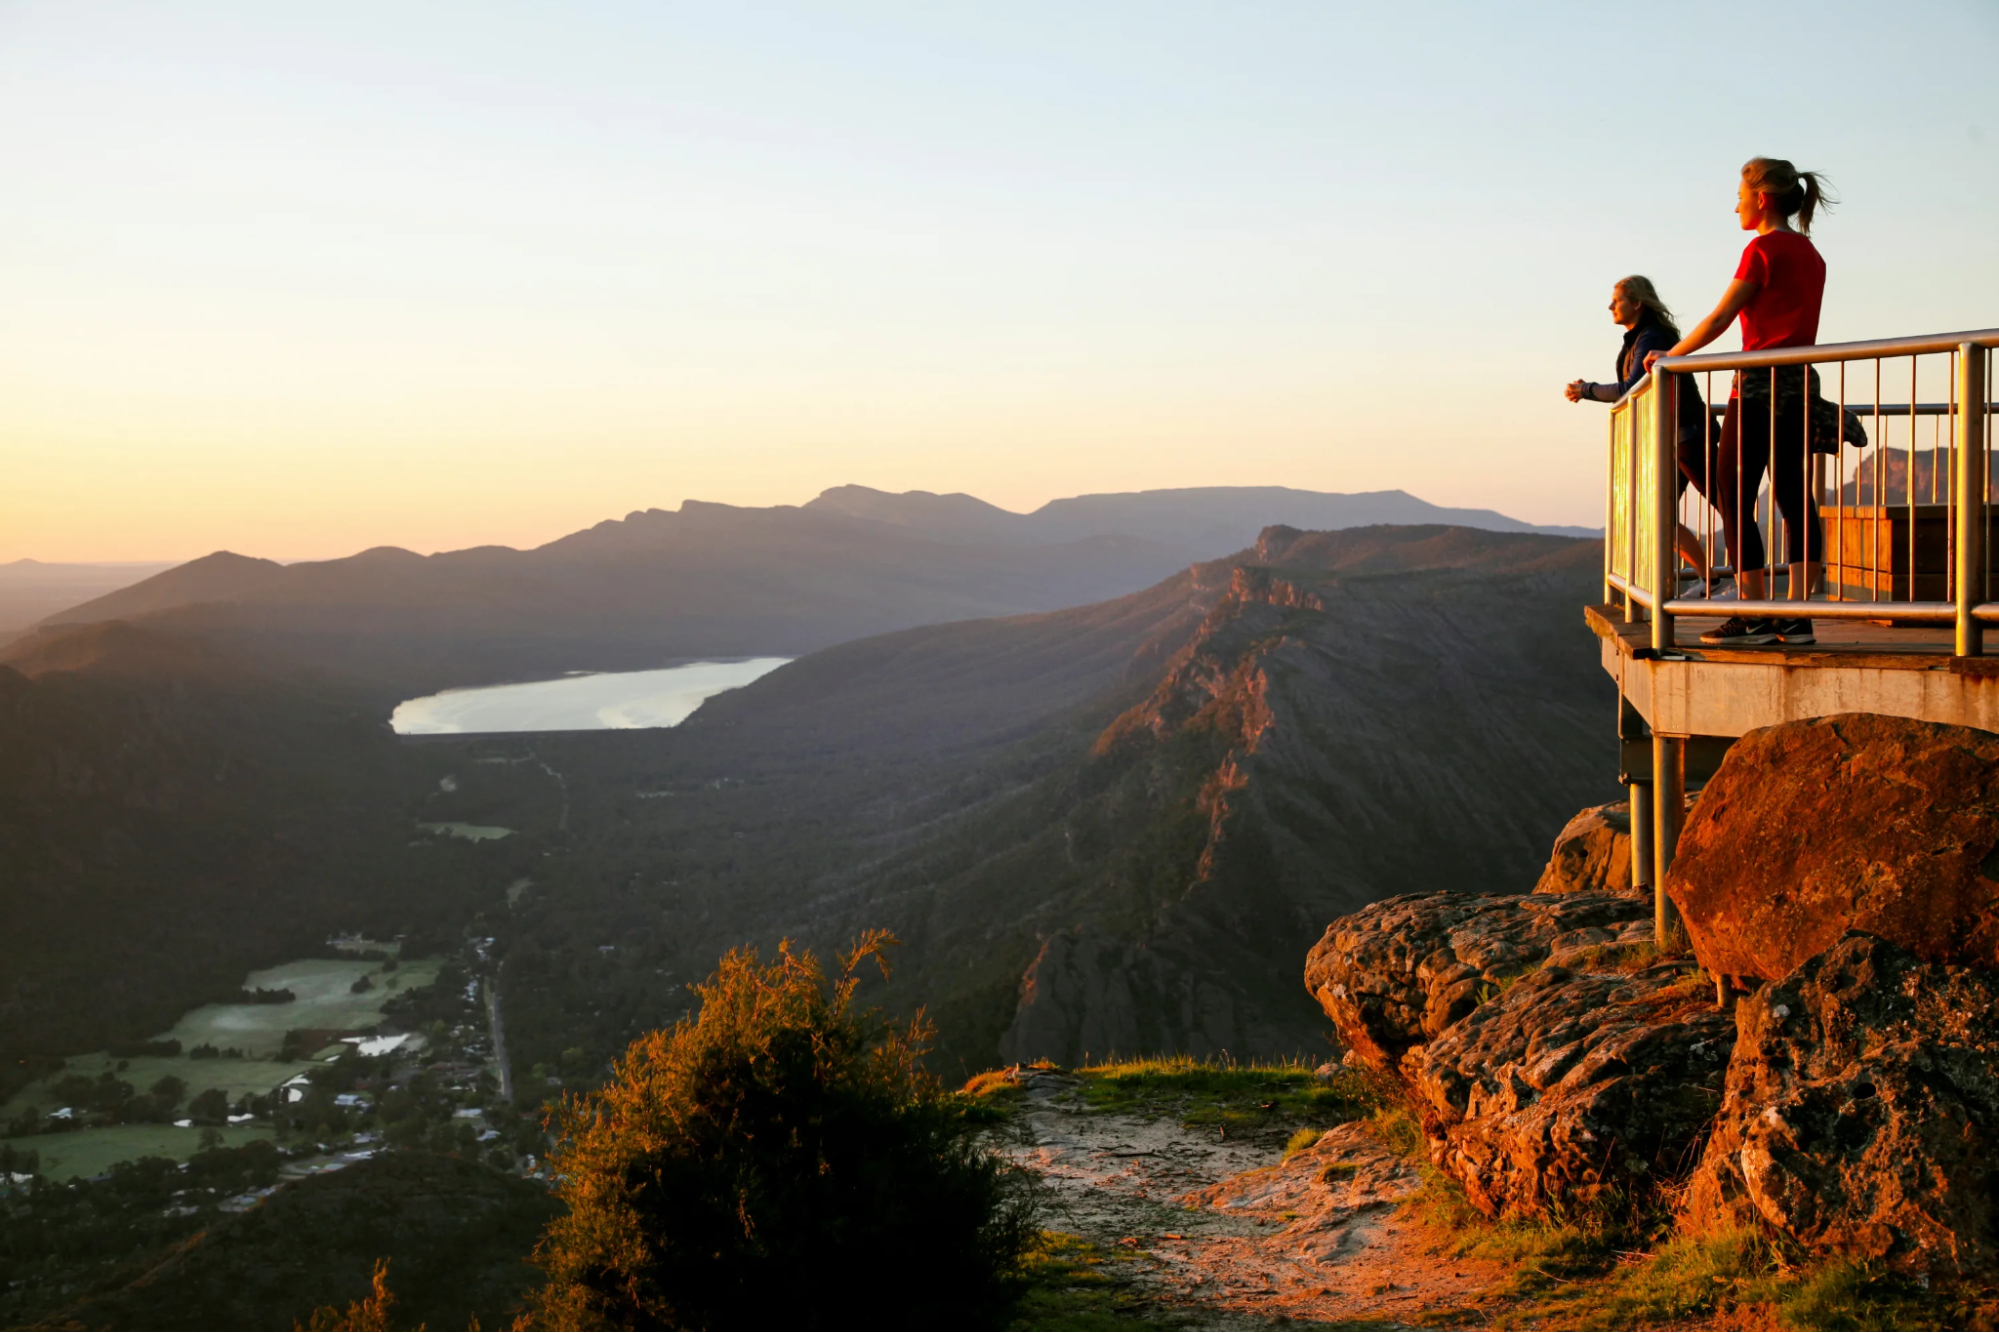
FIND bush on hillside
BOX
[525,930,1035,1330]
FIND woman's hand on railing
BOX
[1654,278,1760,371]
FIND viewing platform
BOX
[1595,326,1998,945]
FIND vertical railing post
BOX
[1652,363,1677,652]
[1605,412,1616,608]
[1622,401,1640,624]
[1652,732,1686,952]
[1958,341,1989,657]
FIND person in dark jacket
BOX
[1566,275,1719,590]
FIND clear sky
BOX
[4,1,1996,561]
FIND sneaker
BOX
[1774,617,1816,644]
[1698,616,1780,646]
[1677,578,1736,601]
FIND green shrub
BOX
[526,930,1035,1330]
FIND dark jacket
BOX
[1590,313,1707,441]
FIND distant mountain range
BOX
[806,483,1598,548]
[0,559,175,637]
[14,486,1595,695]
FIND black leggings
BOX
[1711,394,1821,571]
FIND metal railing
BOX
[1606,328,1998,655]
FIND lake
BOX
[389,658,791,735]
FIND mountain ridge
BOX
[805,483,1598,547]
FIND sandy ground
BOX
[1007,1069,1513,1328]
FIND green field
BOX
[0,955,445,1179]
[161,956,441,1058]
[1,1122,276,1181]
[2,1053,316,1123]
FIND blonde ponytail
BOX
[1743,157,1837,235]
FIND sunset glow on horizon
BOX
[5,1,1996,562]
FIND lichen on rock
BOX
[1684,932,1999,1278]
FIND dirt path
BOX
[1007,1070,1511,1328]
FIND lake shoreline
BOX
[389,658,791,736]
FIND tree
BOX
[149,1074,187,1104]
[525,931,1034,1331]
[189,1087,231,1122]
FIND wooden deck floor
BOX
[1587,603,1993,672]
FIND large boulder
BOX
[1304,891,1651,1073]
[1407,958,1733,1218]
[1684,933,1999,1278]
[1666,714,1999,980]
[1534,801,1635,896]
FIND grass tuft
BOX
[1551,940,1670,974]
[1367,1103,1424,1159]
[1006,1232,1185,1330]
[1072,1055,1380,1131]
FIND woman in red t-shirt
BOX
[1647,157,1835,646]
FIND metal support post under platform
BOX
[1628,781,1653,891]
[1652,732,1686,951]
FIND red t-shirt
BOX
[1734,230,1825,350]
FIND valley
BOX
[0,523,1614,1086]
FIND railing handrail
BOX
[1657,327,1999,373]
[1608,331,1999,411]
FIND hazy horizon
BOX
[6,1,1996,562]
[2,479,1600,566]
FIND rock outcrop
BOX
[1304,891,1651,1073]
[1408,959,1733,1218]
[1685,933,1999,1278]
[1533,802,1635,896]
[1666,714,1999,980]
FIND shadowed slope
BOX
[501,525,1615,1072]
[38,552,287,627]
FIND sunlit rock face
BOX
[1533,801,1635,896]
[1684,933,1999,1279]
[1667,713,1999,981]
[1406,960,1732,1219]
[1303,891,1651,1074]
[1303,886,1731,1219]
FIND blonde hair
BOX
[1616,275,1679,339]
[1742,157,1836,235]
